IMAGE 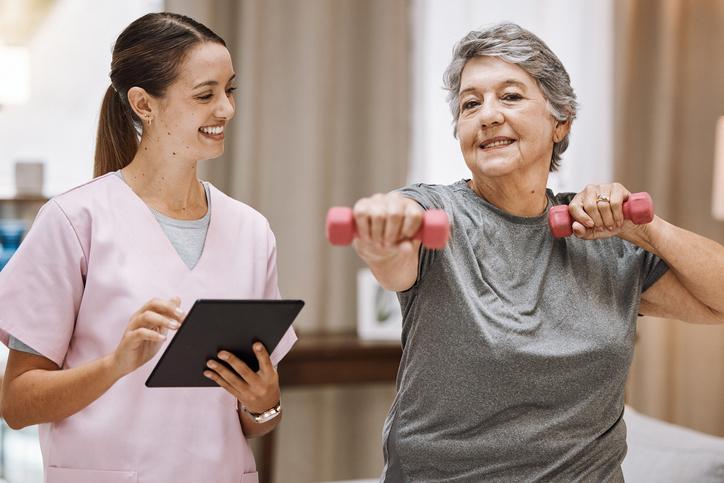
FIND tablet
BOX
[145,299,304,387]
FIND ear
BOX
[126,86,155,122]
[553,119,571,143]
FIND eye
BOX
[462,99,480,111]
[502,93,522,101]
[196,93,213,101]
[226,86,238,95]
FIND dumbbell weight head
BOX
[622,192,654,225]
[326,207,356,245]
[417,210,450,249]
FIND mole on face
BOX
[172,152,176,155]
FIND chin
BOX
[201,146,225,161]
[471,156,520,177]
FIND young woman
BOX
[0,12,295,483]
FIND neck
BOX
[468,171,549,217]
[122,137,206,218]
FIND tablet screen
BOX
[145,299,304,387]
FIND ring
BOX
[595,193,610,204]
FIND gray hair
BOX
[443,23,578,171]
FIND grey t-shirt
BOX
[8,171,211,356]
[382,180,668,482]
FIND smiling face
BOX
[149,42,237,161]
[456,56,568,180]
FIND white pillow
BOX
[622,405,724,482]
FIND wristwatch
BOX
[241,401,282,423]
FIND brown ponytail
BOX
[94,85,139,177]
[93,12,226,177]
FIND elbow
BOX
[4,416,28,431]
[1,409,27,431]
[1,394,30,430]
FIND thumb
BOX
[572,221,588,238]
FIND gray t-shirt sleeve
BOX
[8,335,43,356]
[395,183,448,289]
[555,191,669,292]
[638,245,669,292]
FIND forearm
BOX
[2,354,122,429]
[622,215,724,314]
[356,242,420,292]
[239,407,281,438]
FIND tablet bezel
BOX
[145,299,303,387]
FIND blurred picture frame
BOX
[357,268,402,341]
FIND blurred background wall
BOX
[0,0,722,482]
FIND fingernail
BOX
[203,371,213,378]
[169,321,180,330]
[207,360,216,368]
[218,352,228,360]
[255,343,263,352]
[175,307,185,317]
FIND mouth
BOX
[199,124,225,140]
[478,136,515,150]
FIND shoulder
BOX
[50,172,123,217]
[396,180,467,210]
[206,183,270,227]
[26,173,122,260]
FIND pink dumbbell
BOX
[548,192,654,238]
[326,207,450,249]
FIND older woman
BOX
[350,23,724,481]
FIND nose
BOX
[214,92,235,120]
[477,99,503,128]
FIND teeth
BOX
[200,126,224,135]
[481,139,513,149]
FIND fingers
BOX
[214,351,260,385]
[570,183,631,239]
[130,297,185,331]
[205,347,279,401]
[129,310,178,332]
[134,297,185,322]
[132,327,167,343]
[581,186,608,231]
[401,201,424,240]
[251,343,275,375]
[353,193,423,246]
[203,366,250,400]
[609,183,630,228]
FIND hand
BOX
[112,297,185,377]
[351,192,424,263]
[204,343,280,414]
[568,183,641,240]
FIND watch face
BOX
[251,403,281,423]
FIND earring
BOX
[145,116,153,126]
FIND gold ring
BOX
[595,193,610,204]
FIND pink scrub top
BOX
[0,173,297,483]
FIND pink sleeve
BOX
[263,224,297,365]
[0,200,86,367]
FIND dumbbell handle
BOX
[548,192,654,238]
[326,207,450,249]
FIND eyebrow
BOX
[192,74,237,89]
[459,79,527,96]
